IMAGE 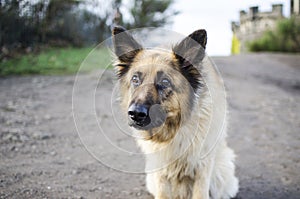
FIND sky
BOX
[170,0,290,56]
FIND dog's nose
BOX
[128,104,149,123]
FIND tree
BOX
[0,0,27,47]
[0,0,178,59]
[41,0,81,45]
[114,0,178,29]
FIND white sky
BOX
[170,0,290,56]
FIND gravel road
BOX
[0,53,299,199]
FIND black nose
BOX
[128,104,149,124]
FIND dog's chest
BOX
[165,156,197,180]
[163,159,196,198]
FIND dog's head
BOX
[112,26,207,142]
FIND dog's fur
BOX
[112,26,239,199]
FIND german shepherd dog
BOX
[112,26,239,199]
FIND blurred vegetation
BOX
[0,47,111,76]
[0,0,177,75]
[117,0,178,29]
[0,0,111,59]
[0,0,177,57]
[248,17,300,52]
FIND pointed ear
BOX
[173,29,207,67]
[172,29,207,92]
[112,26,143,78]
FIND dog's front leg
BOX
[192,163,213,199]
[154,173,171,199]
[192,177,209,199]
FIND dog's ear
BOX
[173,29,207,67]
[172,29,207,92]
[112,26,143,78]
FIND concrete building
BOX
[231,4,284,53]
[291,0,300,16]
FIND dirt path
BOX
[0,53,299,199]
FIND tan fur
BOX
[113,28,239,199]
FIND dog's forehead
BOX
[133,49,175,68]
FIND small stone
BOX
[50,151,57,156]
[32,78,39,84]
[34,120,40,125]
[281,176,291,185]
[10,128,22,134]
[3,134,13,141]
[72,170,79,175]
[20,134,30,142]
[33,132,52,140]
[44,115,52,120]
[3,102,16,112]
[5,120,12,126]
[10,146,16,151]
[41,133,51,140]
[136,191,141,196]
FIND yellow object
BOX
[231,33,240,54]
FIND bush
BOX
[248,17,300,52]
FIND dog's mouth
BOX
[128,104,167,130]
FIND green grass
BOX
[0,47,112,76]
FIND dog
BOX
[112,26,239,199]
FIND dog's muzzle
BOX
[128,103,166,130]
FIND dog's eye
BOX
[131,75,140,86]
[161,78,171,88]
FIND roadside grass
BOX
[0,47,112,76]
